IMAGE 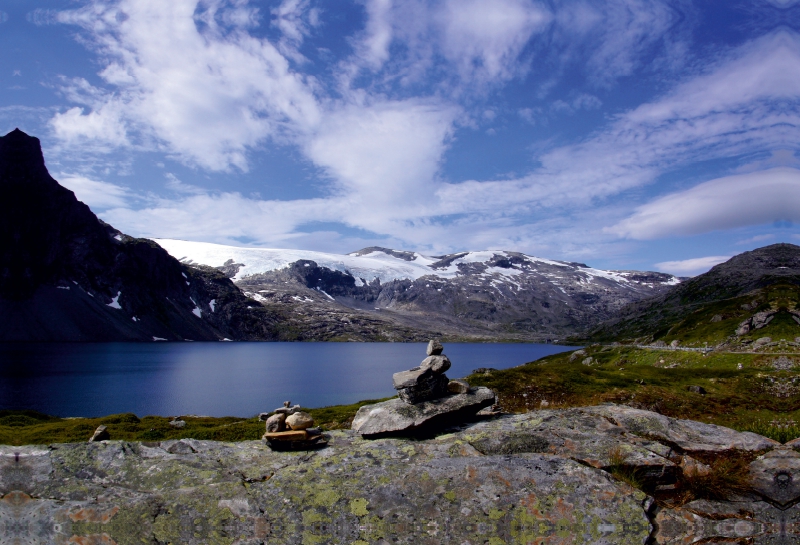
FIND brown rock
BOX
[448,379,470,394]
[286,411,314,430]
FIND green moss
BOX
[349,498,369,517]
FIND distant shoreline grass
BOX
[0,398,390,446]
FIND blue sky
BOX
[1,0,799,275]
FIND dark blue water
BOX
[0,342,573,417]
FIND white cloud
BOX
[434,31,800,220]
[49,0,321,171]
[271,0,319,63]
[654,256,731,277]
[436,0,550,86]
[608,168,800,239]
[57,174,134,208]
[305,99,459,210]
[736,234,775,245]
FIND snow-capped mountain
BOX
[154,239,681,341]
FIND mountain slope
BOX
[0,129,284,341]
[588,243,800,345]
[154,239,681,340]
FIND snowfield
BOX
[151,239,672,287]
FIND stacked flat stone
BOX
[259,401,326,450]
[392,340,453,404]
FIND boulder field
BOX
[2,405,799,544]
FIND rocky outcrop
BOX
[351,388,496,437]
[0,129,286,341]
[3,405,800,544]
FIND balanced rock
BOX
[420,354,451,373]
[397,369,450,404]
[352,387,496,437]
[286,411,314,430]
[265,413,286,433]
[426,339,443,356]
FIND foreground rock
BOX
[3,405,799,544]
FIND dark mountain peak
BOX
[0,130,284,341]
[710,243,800,274]
[0,128,52,185]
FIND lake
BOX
[0,342,573,417]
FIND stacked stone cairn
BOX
[260,401,326,450]
[351,340,497,437]
[393,340,470,403]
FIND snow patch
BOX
[153,336,167,341]
[114,234,122,241]
[107,291,122,309]
[209,299,216,312]
[317,288,335,301]
[190,297,202,318]
[132,316,138,322]
[57,286,70,290]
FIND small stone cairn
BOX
[260,401,326,450]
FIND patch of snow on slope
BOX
[190,298,202,318]
[107,291,122,309]
[209,299,216,312]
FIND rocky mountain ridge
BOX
[590,243,800,344]
[0,129,285,341]
[155,238,681,341]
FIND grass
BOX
[677,453,754,503]
[466,345,800,441]
[0,398,390,446]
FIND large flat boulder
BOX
[0,406,794,544]
[351,387,496,437]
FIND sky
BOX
[1,0,799,276]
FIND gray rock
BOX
[687,385,707,394]
[670,339,680,347]
[285,411,314,430]
[426,339,443,356]
[754,336,772,347]
[166,439,196,454]
[392,366,431,389]
[581,356,594,366]
[736,320,751,336]
[749,446,800,506]
[472,367,497,374]
[168,419,186,428]
[265,413,286,433]
[419,354,451,373]
[2,405,795,545]
[88,425,109,442]
[447,379,470,394]
[396,372,449,404]
[569,349,587,362]
[352,387,496,437]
